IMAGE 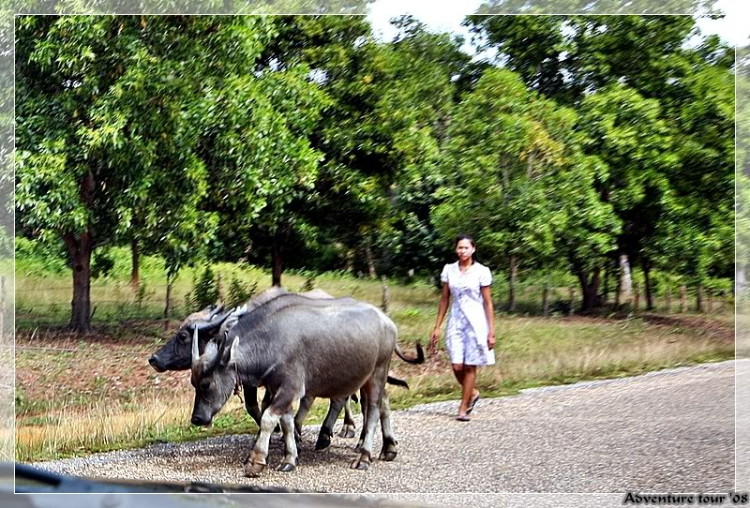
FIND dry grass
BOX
[14,268,735,462]
[17,394,193,461]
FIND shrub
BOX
[228,276,257,308]
[190,265,219,311]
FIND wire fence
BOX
[12,275,734,332]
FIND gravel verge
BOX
[29,361,735,503]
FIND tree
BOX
[15,16,271,331]
[576,84,675,309]
[465,15,713,105]
[432,69,602,309]
[201,65,329,286]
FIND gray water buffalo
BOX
[149,287,345,422]
[149,288,417,448]
[190,295,417,476]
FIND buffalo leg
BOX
[245,389,297,478]
[316,398,347,452]
[260,387,283,433]
[378,390,398,461]
[355,390,367,452]
[277,412,297,472]
[351,379,382,471]
[242,382,262,426]
[294,395,316,444]
[261,388,273,415]
[337,397,356,439]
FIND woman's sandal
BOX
[456,414,471,422]
[467,393,480,415]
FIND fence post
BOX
[665,286,671,314]
[381,276,390,315]
[680,285,687,313]
[164,278,173,330]
[696,284,704,312]
[633,282,640,311]
[542,278,550,318]
[569,285,575,316]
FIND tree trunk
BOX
[602,266,610,305]
[508,254,517,312]
[569,285,575,316]
[527,150,535,179]
[680,285,687,313]
[64,232,93,334]
[164,277,172,330]
[272,240,283,287]
[577,267,602,312]
[365,241,377,280]
[642,259,654,311]
[130,237,140,288]
[618,254,631,309]
[633,282,640,311]
[381,276,390,315]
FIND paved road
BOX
[34,361,736,507]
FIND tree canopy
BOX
[15,14,734,329]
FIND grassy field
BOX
[14,249,735,462]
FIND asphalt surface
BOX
[31,361,736,507]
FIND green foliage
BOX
[300,274,316,292]
[13,14,733,319]
[91,249,115,279]
[15,236,68,275]
[190,265,219,311]
[135,283,150,309]
[227,276,257,308]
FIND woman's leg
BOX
[452,364,465,385]
[458,365,478,416]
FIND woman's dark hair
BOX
[455,233,478,262]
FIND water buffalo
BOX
[190,296,416,476]
[149,288,418,448]
[149,288,348,420]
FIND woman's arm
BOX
[429,284,451,355]
[481,285,495,350]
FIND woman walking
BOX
[429,234,495,421]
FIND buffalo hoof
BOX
[315,434,331,452]
[276,463,296,473]
[379,450,398,462]
[244,462,267,478]
[338,425,356,439]
[350,458,371,471]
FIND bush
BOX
[189,265,219,311]
[228,276,257,308]
[300,274,316,292]
[92,249,115,279]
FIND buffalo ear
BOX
[220,335,240,368]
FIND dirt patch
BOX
[558,313,735,343]
[15,323,192,417]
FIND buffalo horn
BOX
[192,326,199,363]
[208,304,225,320]
[191,310,233,332]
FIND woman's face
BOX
[455,239,475,263]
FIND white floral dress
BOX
[440,261,495,366]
